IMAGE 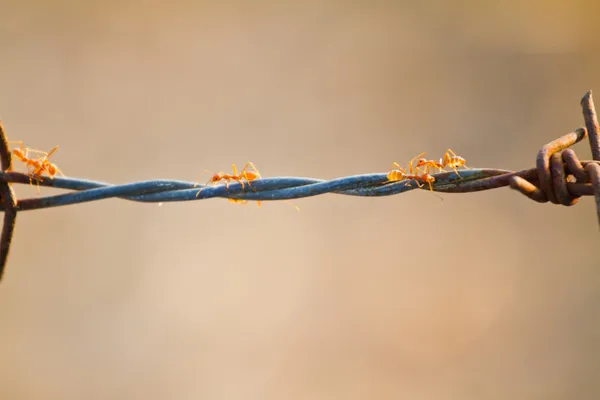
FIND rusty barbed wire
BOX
[1,91,600,281]
[0,122,17,280]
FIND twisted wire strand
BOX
[1,91,600,281]
[0,169,503,211]
[0,165,598,213]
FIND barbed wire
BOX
[1,91,599,281]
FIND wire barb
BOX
[1,92,600,281]
[581,90,600,227]
[582,90,600,161]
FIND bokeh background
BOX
[1,1,600,399]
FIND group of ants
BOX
[8,141,468,207]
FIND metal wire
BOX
[0,122,17,281]
[1,91,600,281]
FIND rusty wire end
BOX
[0,121,18,281]
[581,90,600,225]
[506,91,600,217]
[582,90,600,161]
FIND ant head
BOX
[209,173,223,182]
[12,148,25,160]
[416,158,428,166]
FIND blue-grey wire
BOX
[0,169,491,212]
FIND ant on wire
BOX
[196,162,262,196]
[196,162,300,210]
[386,153,436,191]
[387,164,436,191]
[415,148,468,177]
[10,141,64,188]
[196,162,263,208]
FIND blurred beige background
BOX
[1,0,600,399]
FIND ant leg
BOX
[445,148,459,158]
[404,178,423,188]
[196,176,220,197]
[228,199,248,205]
[26,148,51,159]
[8,141,43,157]
[451,167,462,178]
[40,146,59,162]
[227,178,244,192]
[28,173,42,193]
[409,152,426,175]
[428,189,444,202]
[53,165,65,177]
[241,163,262,187]
[239,162,250,174]
[285,201,300,211]
[194,170,214,188]
[389,164,409,176]
[25,163,41,188]
[231,164,238,176]
[246,179,257,192]
[442,152,452,167]
[195,177,212,190]
[425,180,444,201]
[195,180,216,198]
[245,162,261,177]
[8,141,25,152]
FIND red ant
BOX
[415,149,468,177]
[196,162,261,197]
[387,153,436,191]
[387,163,436,191]
[196,162,266,208]
[10,141,64,189]
[196,163,300,210]
[385,153,446,202]
[33,146,63,179]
